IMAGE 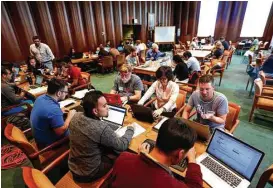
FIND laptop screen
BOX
[102,105,126,126]
[207,129,264,181]
[36,75,43,85]
[14,67,20,75]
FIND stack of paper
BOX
[28,86,48,95]
[59,99,76,108]
[115,122,146,138]
[72,89,93,99]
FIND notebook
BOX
[115,122,146,138]
[196,129,264,188]
[59,99,76,108]
[72,89,94,99]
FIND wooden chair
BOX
[144,90,187,117]
[225,48,234,69]
[259,41,269,50]
[139,50,146,64]
[256,164,273,188]
[209,55,228,86]
[98,56,114,73]
[109,48,120,59]
[225,102,241,134]
[116,54,125,70]
[249,79,273,121]
[178,71,201,93]
[4,123,69,170]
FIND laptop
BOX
[153,118,211,141]
[29,75,43,89]
[130,104,154,123]
[197,129,264,188]
[103,93,122,106]
[14,67,20,75]
[102,105,127,127]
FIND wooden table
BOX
[122,106,210,187]
[133,65,159,77]
[178,50,211,62]
[17,81,48,98]
[71,55,99,64]
[200,45,215,51]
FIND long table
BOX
[71,54,99,64]
[178,50,211,61]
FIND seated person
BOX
[172,55,189,83]
[220,37,230,50]
[69,90,135,183]
[183,51,201,74]
[147,39,153,49]
[125,47,140,67]
[111,118,202,188]
[138,66,179,118]
[247,58,263,80]
[261,49,273,78]
[212,41,224,59]
[60,57,87,89]
[123,40,133,56]
[117,41,124,52]
[98,44,110,56]
[30,78,76,148]
[68,47,83,59]
[135,40,146,54]
[146,43,165,61]
[110,64,143,103]
[182,75,228,133]
[190,37,199,49]
[27,56,43,77]
[1,67,33,116]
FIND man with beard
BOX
[110,64,143,103]
[182,75,228,133]
[68,90,135,183]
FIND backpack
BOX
[1,144,28,169]
[6,113,31,131]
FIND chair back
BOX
[225,102,241,133]
[102,56,114,68]
[81,72,91,83]
[263,41,269,48]
[188,71,201,85]
[256,164,273,188]
[4,124,37,156]
[109,48,120,58]
[248,54,253,65]
[22,167,55,188]
[176,90,187,110]
[116,54,125,69]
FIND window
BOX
[197,1,219,37]
[240,1,272,37]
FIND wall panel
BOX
[2,1,174,62]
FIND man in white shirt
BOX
[135,40,146,54]
[30,36,55,71]
[183,51,201,74]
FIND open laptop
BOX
[153,118,211,141]
[103,93,123,106]
[29,75,43,89]
[130,104,154,123]
[197,129,264,188]
[102,105,127,127]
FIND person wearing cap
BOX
[146,43,165,61]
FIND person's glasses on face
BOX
[60,90,69,95]
[120,71,129,78]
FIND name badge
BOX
[118,87,123,91]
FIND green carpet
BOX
[91,55,273,188]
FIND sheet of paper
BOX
[72,89,92,99]
[154,117,169,130]
[59,99,76,108]
[115,122,146,138]
[28,86,48,95]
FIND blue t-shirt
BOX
[30,95,68,146]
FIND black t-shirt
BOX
[222,41,229,50]
[173,62,189,81]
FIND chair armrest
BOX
[211,68,225,74]
[228,120,240,134]
[257,95,273,100]
[41,149,70,174]
[1,102,32,113]
[175,104,186,117]
[29,136,69,159]
[188,110,197,119]
[144,98,157,107]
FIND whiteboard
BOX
[154,26,175,43]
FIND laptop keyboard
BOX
[201,157,242,187]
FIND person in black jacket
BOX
[27,56,43,77]
[173,55,189,82]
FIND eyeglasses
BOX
[60,90,69,94]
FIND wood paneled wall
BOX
[1,1,173,62]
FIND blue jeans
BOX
[2,100,33,116]
[43,61,53,71]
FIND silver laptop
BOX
[102,105,126,127]
[197,129,264,188]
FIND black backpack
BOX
[6,113,31,131]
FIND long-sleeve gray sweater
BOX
[68,112,134,178]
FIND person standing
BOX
[30,36,55,71]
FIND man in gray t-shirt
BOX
[110,64,143,103]
[183,75,228,131]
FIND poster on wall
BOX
[148,13,155,31]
